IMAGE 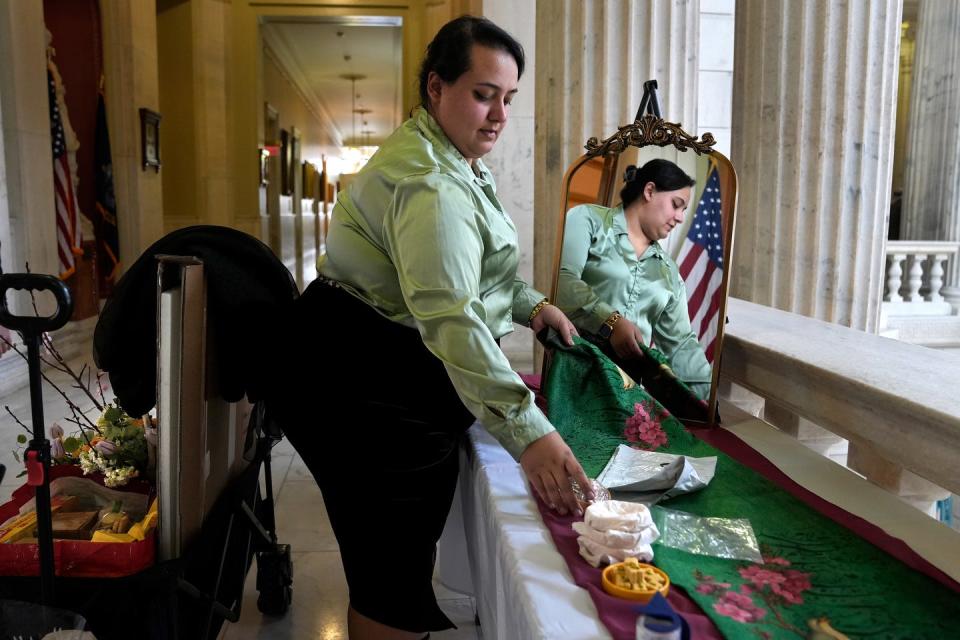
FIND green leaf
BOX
[16,470,26,478]
[16,434,27,444]
[12,451,20,463]
[62,436,81,453]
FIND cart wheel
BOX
[257,543,293,615]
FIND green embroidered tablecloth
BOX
[545,338,960,639]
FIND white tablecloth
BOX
[437,425,611,640]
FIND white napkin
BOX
[572,520,659,548]
[577,536,654,568]
[583,500,655,532]
[574,500,660,567]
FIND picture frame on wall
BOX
[289,127,301,196]
[139,108,161,172]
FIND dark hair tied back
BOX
[620,159,696,209]
[418,16,525,109]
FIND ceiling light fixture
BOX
[340,73,366,146]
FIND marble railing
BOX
[883,240,959,305]
[720,298,959,513]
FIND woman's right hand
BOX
[609,316,645,360]
[519,431,593,516]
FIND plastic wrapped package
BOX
[652,507,763,563]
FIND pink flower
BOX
[49,423,64,439]
[713,591,766,623]
[770,569,811,605]
[739,561,812,607]
[623,402,668,450]
[739,565,787,588]
[696,581,730,595]
[763,555,791,566]
[693,572,732,595]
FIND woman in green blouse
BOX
[273,16,591,640]
[556,159,712,399]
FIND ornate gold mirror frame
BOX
[547,114,737,426]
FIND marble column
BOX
[482,0,537,372]
[0,0,57,284]
[100,1,164,273]
[730,0,902,333]
[534,0,700,300]
[900,0,960,304]
[0,69,10,277]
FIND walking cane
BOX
[0,273,73,605]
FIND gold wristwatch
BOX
[597,311,622,341]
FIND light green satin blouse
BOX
[556,203,712,398]
[317,107,552,459]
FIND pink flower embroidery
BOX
[624,402,668,450]
[693,551,814,633]
[770,569,812,605]
[694,574,731,595]
[739,565,787,588]
[713,591,766,623]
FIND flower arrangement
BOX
[1,293,156,489]
[50,404,156,488]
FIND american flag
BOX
[676,164,724,362]
[48,67,82,279]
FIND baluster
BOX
[906,254,924,302]
[928,253,948,302]
[886,253,905,302]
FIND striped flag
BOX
[48,67,82,279]
[677,163,724,362]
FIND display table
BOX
[437,401,960,640]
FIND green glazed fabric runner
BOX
[544,338,960,639]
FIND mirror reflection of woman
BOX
[272,16,592,640]
[556,159,712,399]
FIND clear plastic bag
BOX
[652,507,763,563]
[570,478,612,507]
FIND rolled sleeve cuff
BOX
[486,400,555,460]
[512,282,548,324]
[585,300,618,336]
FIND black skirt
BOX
[269,279,475,632]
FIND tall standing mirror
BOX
[548,114,737,426]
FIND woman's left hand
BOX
[531,304,578,346]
